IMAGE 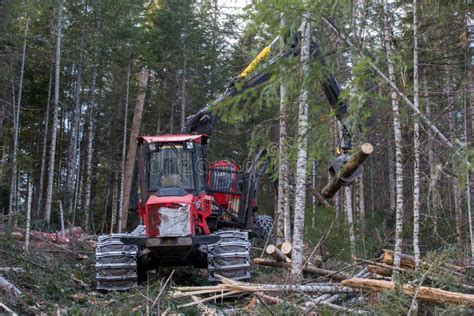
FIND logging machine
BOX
[95,32,371,291]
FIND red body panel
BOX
[208,161,241,210]
[139,193,212,237]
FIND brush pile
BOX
[173,244,474,313]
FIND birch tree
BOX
[45,2,63,225]
[383,1,404,271]
[8,16,29,225]
[67,20,85,216]
[276,13,291,244]
[413,0,421,266]
[291,10,310,276]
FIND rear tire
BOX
[207,230,251,282]
[255,214,273,241]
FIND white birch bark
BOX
[291,10,311,276]
[383,1,404,272]
[59,199,65,237]
[413,0,421,266]
[67,22,85,216]
[45,3,63,225]
[118,46,132,232]
[358,173,365,232]
[345,186,356,259]
[24,178,32,251]
[9,16,29,225]
[277,13,291,244]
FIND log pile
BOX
[7,226,95,251]
[171,244,474,313]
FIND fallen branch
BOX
[342,278,474,306]
[0,267,24,273]
[254,258,350,281]
[0,276,22,298]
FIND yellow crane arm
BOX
[239,36,280,79]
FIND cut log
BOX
[254,258,350,281]
[322,143,373,199]
[0,276,22,298]
[342,278,474,306]
[265,244,291,263]
[383,249,466,275]
[383,249,416,269]
[309,186,334,208]
[367,265,392,277]
[280,241,292,258]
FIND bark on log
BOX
[266,244,291,263]
[367,265,392,277]
[309,186,334,208]
[0,276,22,298]
[342,278,474,306]
[383,249,466,274]
[254,258,350,281]
[322,143,374,198]
[280,241,292,258]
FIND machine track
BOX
[207,230,252,282]
[95,234,138,291]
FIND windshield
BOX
[148,144,194,192]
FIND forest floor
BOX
[2,231,473,315]
[0,234,305,315]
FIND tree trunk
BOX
[36,64,53,216]
[322,143,373,198]
[345,186,356,259]
[358,173,365,233]
[413,0,421,267]
[8,16,29,225]
[120,68,150,233]
[291,10,311,276]
[383,0,404,273]
[24,177,32,251]
[312,160,317,229]
[83,26,100,231]
[67,21,85,216]
[387,125,395,221]
[180,46,187,131]
[45,2,63,225]
[277,13,291,244]
[110,172,118,233]
[447,79,463,254]
[342,278,474,306]
[118,45,132,232]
